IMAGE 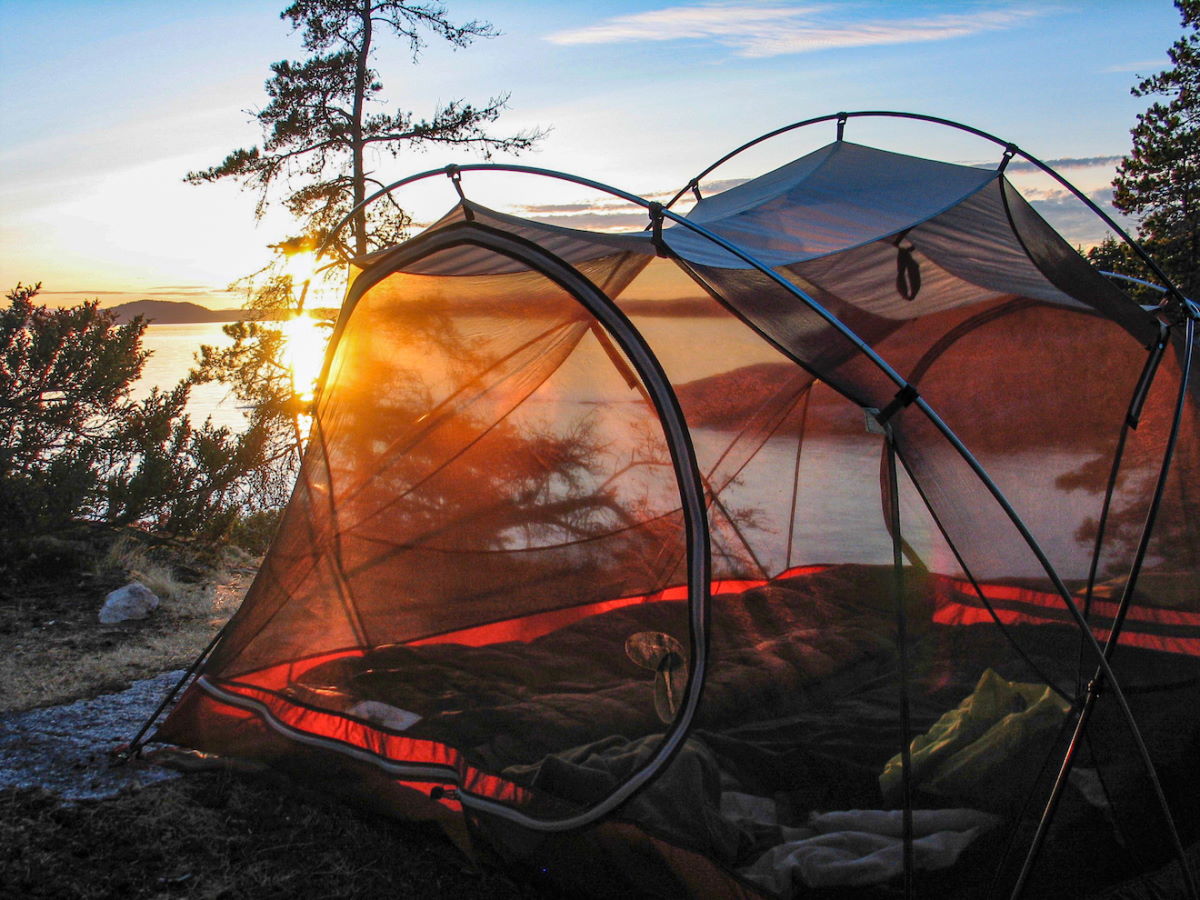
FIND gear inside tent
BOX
[154,114,1200,899]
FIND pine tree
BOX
[186,0,543,258]
[1112,0,1200,298]
[186,2,543,489]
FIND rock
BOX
[98,582,160,624]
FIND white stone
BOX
[98,582,160,624]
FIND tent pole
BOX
[666,110,1190,314]
[884,429,915,898]
[310,160,1187,860]
[670,198,1190,892]
[1075,324,1169,694]
[1011,316,1197,900]
[326,223,713,833]
[784,387,811,571]
[116,621,228,761]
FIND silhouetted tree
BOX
[185,0,543,258]
[1111,0,1200,297]
[186,2,543,488]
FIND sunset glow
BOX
[0,1,1182,311]
[282,314,327,404]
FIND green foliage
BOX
[0,283,281,558]
[1084,236,1164,304]
[228,507,284,555]
[0,283,147,531]
[1111,0,1200,297]
[185,0,544,258]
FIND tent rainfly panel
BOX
[155,114,1200,900]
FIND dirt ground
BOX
[2,772,561,899]
[0,534,566,900]
[0,535,249,715]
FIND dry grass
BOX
[102,535,189,602]
[0,538,252,714]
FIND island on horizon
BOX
[108,299,251,324]
[107,299,336,324]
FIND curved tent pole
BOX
[660,184,1195,899]
[316,162,1193,890]
[667,110,1192,312]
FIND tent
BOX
[153,113,1200,898]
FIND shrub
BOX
[0,283,285,575]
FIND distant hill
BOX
[108,299,249,324]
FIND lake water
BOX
[137,323,1098,580]
[137,322,247,431]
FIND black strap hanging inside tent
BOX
[893,230,921,301]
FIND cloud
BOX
[1104,59,1166,73]
[965,155,1123,173]
[39,290,132,296]
[41,285,230,296]
[546,3,1043,58]
[524,210,655,231]
[1022,186,1137,249]
[510,177,750,224]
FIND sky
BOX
[0,0,1185,308]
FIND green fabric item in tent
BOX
[880,668,1070,807]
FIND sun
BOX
[281,313,327,404]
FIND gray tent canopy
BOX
[153,112,1200,899]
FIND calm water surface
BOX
[136,323,246,431]
[136,322,1098,579]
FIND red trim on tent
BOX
[409,565,831,647]
[187,567,838,815]
[199,677,531,807]
[933,577,1200,656]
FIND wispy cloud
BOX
[40,285,231,296]
[1022,186,1136,248]
[501,178,1130,248]
[967,155,1124,172]
[1104,59,1166,73]
[510,177,750,226]
[546,3,1043,58]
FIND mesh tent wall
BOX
[155,115,1200,899]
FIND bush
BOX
[0,283,284,572]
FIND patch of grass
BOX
[101,535,187,602]
[1,770,564,900]
[0,529,254,713]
